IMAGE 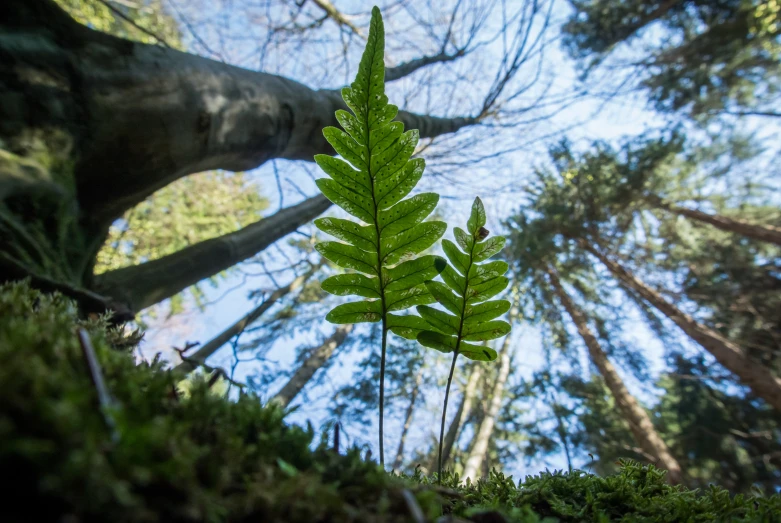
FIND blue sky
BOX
[133,0,779,479]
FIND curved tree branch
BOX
[0,0,477,230]
[94,194,331,312]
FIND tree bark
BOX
[271,324,353,408]
[94,194,330,312]
[462,337,511,482]
[649,196,781,247]
[392,368,424,473]
[438,365,483,469]
[1,0,477,229]
[173,265,318,374]
[580,239,781,412]
[545,263,683,484]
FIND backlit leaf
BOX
[378,193,439,237]
[322,274,381,298]
[381,221,446,265]
[386,285,435,312]
[314,218,376,252]
[468,276,509,304]
[425,281,464,315]
[388,313,431,340]
[473,236,506,263]
[316,242,377,275]
[442,239,470,275]
[464,299,511,324]
[466,197,486,234]
[460,343,498,361]
[416,331,458,353]
[326,300,382,323]
[462,320,511,341]
[417,305,459,335]
[385,255,446,291]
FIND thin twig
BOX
[97,0,173,48]
[77,328,120,442]
[401,489,426,523]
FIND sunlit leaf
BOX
[385,285,435,311]
[387,313,431,340]
[462,320,511,341]
[326,300,382,323]
[322,274,381,298]
[417,305,459,335]
[385,255,446,291]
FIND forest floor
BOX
[2,280,780,523]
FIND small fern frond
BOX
[313,6,446,335]
[417,197,511,361]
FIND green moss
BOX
[1,280,779,522]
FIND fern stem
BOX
[379,322,388,466]
[438,350,459,484]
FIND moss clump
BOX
[1,280,779,522]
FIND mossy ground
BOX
[1,280,780,522]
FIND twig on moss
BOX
[77,328,120,442]
[401,489,426,523]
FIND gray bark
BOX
[546,264,683,484]
[1,0,477,229]
[271,324,353,408]
[581,239,781,412]
[462,337,511,482]
[173,266,318,374]
[94,194,330,312]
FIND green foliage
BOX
[417,197,511,360]
[3,280,781,521]
[313,6,446,465]
[55,0,183,48]
[416,197,511,483]
[314,7,445,337]
[563,0,781,119]
[434,461,781,522]
[95,171,268,315]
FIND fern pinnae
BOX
[313,6,446,467]
[416,197,512,483]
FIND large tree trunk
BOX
[270,324,353,408]
[437,365,483,470]
[94,195,329,311]
[580,239,781,411]
[1,0,475,227]
[174,265,318,374]
[0,0,476,314]
[462,337,511,482]
[545,264,683,484]
[392,368,423,473]
[649,196,781,247]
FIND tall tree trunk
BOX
[436,365,484,470]
[648,196,781,247]
[545,264,684,484]
[271,324,353,408]
[0,0,477,312]
[94,195,329,311]
[392,368,424,473]
[173,265,318,373]
[580,238,781,411]
[1,0,476,228]
[462,337,511,482]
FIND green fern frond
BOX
[416,197,512,483]
[417,197,511,360]
[312,6,446,465]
